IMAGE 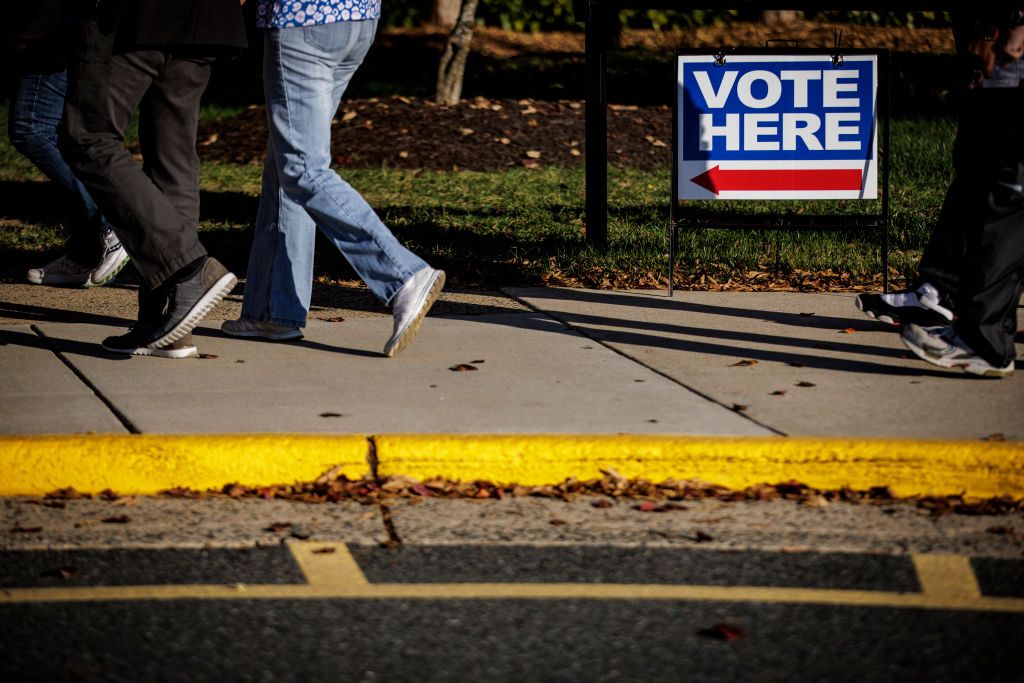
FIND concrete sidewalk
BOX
[1,283,1021,496]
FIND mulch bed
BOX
[198,96,672,171]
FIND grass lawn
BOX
[0,104,954,290]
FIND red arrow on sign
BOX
[690,165,863,195]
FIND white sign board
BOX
[676,54,878,200]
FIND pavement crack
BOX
[30,324,140,434]
[500,292,786,436]
[367,435,402,548]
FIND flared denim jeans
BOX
[241,19,426,327]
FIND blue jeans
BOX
[8,68,108,264]
[241,20,427,327]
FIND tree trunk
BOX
[435,0,480,105]
[430,0,461,30]
[761,11,798,25]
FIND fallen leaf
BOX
[45,487,89,500]
[796,381,816,387]
[101,515,131,524]
[10,525,42,533]
[471,359,485,364]
[499,137,511,145]
[200,133,218,146]
[224,483,246,498]
[449,364,478,372]
[770,390,788,396]
[699,623,743,640]
[839,328,856,334]
[41,566,78,579]
[731,404,749,412]
[198,353,218,359]
[398,151,409,158]
[312,547,337,554]
[525,150,542,159]
[319,412,343,418]
[570,148,581,156]
[731,359,758,367]
[412,483,434,497]
[264,522,293,533]
[644,135,667,147]
[341,110,358,122]
[459,127,474,136]
[521,106,538,115]
[549,518,568,526]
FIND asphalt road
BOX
[2,497,1023,682]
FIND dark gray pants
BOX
[944,88,1024,367]
[61,20,209,289]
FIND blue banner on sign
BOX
[681,60,874,162]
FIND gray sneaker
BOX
[102,329,199,358]
[901,323,1014,378]
[87,228,131,287]
[221,318,303,341]
[26,255,92,287]
[148,257,237,349]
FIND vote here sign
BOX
[676,54,878,200]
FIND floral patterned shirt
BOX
[256,0,381,29]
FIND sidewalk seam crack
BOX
[30,324,140,434]
[501,290,786,437]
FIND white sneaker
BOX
[26,255,93,287]
[383,267,445,357]
[901,323,1014,378]
[87,228,131,287]
[856,282,954,326]
[221,318,303,341]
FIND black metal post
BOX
[584,0,609,250]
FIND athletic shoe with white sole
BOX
[147,256,237,349]
[221,318,303,341]
[856,282,954,326]
[102,330,198,358]
[87,228,131,287]
[26,255,93,287]
[383,267,445,357]
[901,323,1014,378]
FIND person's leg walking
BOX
[62,21,207,289]
[262,21,427,305]
[230,19,443,354]
[63,20,234,352]
[10,66,129,286]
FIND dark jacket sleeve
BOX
[117,0,248,53]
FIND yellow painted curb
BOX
[0,434,369,496]
[1,434,1022,499]
[375,434,1024,499]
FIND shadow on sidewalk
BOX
[0,327,131,362]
